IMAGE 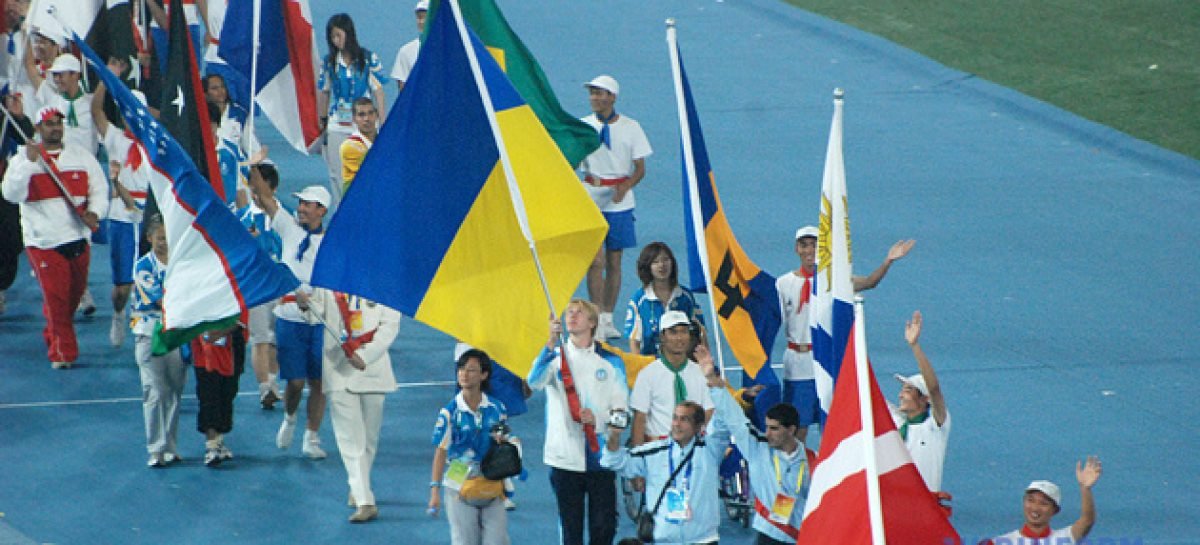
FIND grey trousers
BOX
[135,335,187,455]
[444,487,510,545]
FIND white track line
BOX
[0,380,455,409]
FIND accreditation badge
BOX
[769,492,796,524]
[349,309,363,332]
[445,459,469,488]
[663,487,691,523]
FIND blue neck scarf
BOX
[296,223,324,262]
[597,110,618,149]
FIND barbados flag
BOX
[74,33,299,355]
[670,23,781,423]
[310,0,606,378]
[810,91,856,417]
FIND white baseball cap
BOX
[795,226,818,240]
[658,310,690,333]
[415,0,429,11]
[1025,480,1062,509]
[293,185,332,208]
[584,75,619,96]
[32,27,67,47]
[48,54,81,74]
[894,373,929,397]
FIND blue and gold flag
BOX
[311,0,606,377]
[671,26,782,422]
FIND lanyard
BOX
[668,441,695,491]
[772,450,807,496]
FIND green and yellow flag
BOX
[429,0,601,166]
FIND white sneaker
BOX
[599,312,621,339]
[110,312,127,347]
[276,416,297,449]
[78,289,96,316]
[302,431,326,460]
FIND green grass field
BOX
[786,1,1200,160]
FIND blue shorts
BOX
[783,379,821,426]
[275,318,323,381]
[602,210,636,251]
[108,221,138,285]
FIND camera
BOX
[490,422,511,436]
[607,409,630,430]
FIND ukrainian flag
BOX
[311,0,607,376]
[670,24,782,421]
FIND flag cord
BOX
[666,20,727,377]
[0,101,93,230]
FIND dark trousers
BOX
[756,531,789,545]
[0,199,21,290]
[194,333,245,434]
[549,467,618,545]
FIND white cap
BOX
[292,185,332,208]
[893,373,929,398]
[35,106,64,125]
[658,310,690,333]
[32,27,67,47]
[1025,480,1062,508]
[415,0,429,11]
[584,75,619,96]
[795,225,818,240]
[48,54,81,74]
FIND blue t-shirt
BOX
[624,285,704,355]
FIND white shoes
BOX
[302,430,326,460]
[598,312,622,339]
[110,312,127,347]
[78,289,96,316]
[276,415,297,449]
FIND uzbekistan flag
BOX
[670,23,782,424]
[797,300,960,544]
[810,91,856,418]
[75,34,298,355]
[310,0,606,377]
[217,0,321,152]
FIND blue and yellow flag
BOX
[671,26,782,421]
[311,0,606,377]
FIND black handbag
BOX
[480,438,522,481]
[637,445,695,543]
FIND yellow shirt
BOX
[339,132,372,190]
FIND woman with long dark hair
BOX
[316,13,387,205]
[623,242,703,355]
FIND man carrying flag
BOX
[777,226,913,441]
[527,299,629,545]
[2,105,105,369]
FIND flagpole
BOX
[852,294,886,545]
[666,19,727,376]
[446,0,563,330]
[245,0,261,153]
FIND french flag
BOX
[75,33,298,353]
[216,0,322,152]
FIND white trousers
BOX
[135,335,187,455]
[444,488,510,545]
[321,130,350,206]
[328,390,385,506]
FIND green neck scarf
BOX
[661,357,689,405]
[899,408,930,441]
[61,88,84,127]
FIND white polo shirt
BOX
[629,358,713,438]
[890,406,950,492]
[579,114,651,213]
